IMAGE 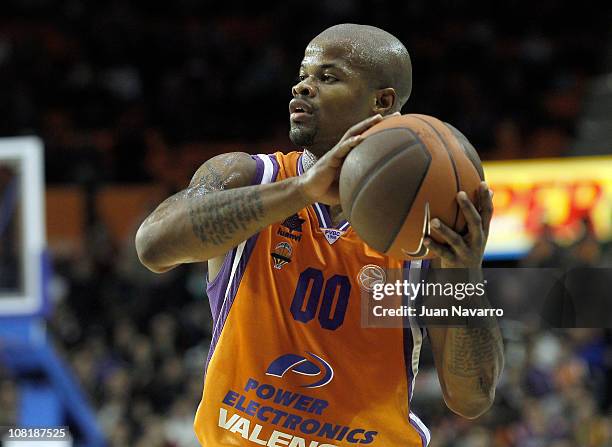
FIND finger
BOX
[478,182,494,239]
[423,237,456,262]
[430,218,469,255]
[342,114,383,140]
[457,190,483,248]
[332,135,364,160]
[323,135,364,169]
[382,111,401,120]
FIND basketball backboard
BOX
[0,137,45,316]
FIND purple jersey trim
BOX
[205,154,267,318]
[402,260,414,397]
[204,153,279,374]
[403,260,430,446]
[410,414,429,447]
[251,154,265,185]
[269,154,280,181]
[297,153,304,175]
[313,202,331,228]
[205,233,260,372]
[206,247,237,322]
[318,203,349,230]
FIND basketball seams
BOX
[411,115,461,231]
[344,128,426,217]
[347,130,431,252]
[381,143,431,253]
[444,122,485,181]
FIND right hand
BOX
[297,113,398,205]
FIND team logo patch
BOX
[271,241,292,270]
[357,264,386,292]
[322,228,343,245]
[265,352,334,388]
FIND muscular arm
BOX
[135,114,386,273]
[135,152,310,273]
[419,127,503,419]
[426,259,504,419]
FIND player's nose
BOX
[292,81,316,98]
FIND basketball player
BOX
[136,24,503,446]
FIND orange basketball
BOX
[339,114,484,260]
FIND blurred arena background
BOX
[0,1,611,446]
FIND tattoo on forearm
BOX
[186,158,263,245]
[446,328,501,378]
[189,187,265,246]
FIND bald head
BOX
[310,24,412,109]
[289,24,413,153]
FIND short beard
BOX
[289,126,317,148]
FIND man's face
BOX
[289,39,374,156]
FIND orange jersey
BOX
[194,151,431,447]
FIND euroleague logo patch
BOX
[265,352,334,388]
[357,264,386,292]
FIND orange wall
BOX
[46,185,166,254]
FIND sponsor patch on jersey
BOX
[281,214,305,233]
[265,352,334,388]
[278,214,305,242]
[271,241,292,270]
[322,228,343,245]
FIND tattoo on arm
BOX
[188,187,265,246]
[446,328,500,378]
[141,162,228,227]
[186,156,262,246]
[142,154,252,241]
[191,157,239,190]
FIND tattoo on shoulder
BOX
[144,153,259,247]
[145,160,233,226]
[191,154,242,189]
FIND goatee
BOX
[289,127,316,147]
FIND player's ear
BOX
[373,88,397,115]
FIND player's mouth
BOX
[289,98,315,123]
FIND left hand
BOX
[424,181,493,268]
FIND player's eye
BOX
[321,74,338,83]
[295,74,308,83]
